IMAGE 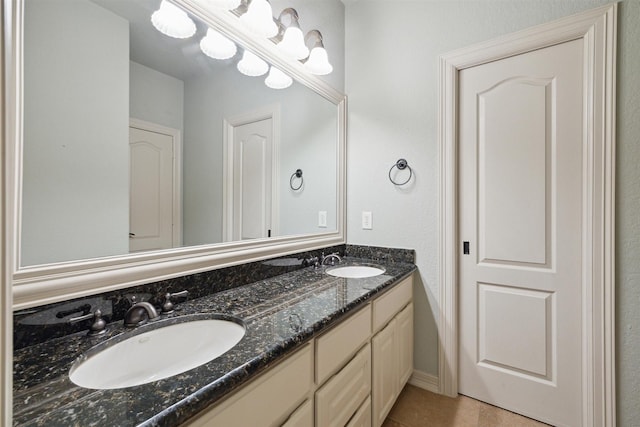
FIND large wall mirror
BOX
[9,0,346,309]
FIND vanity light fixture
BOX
[237,50,269,76]
[200,28,237,60]
[151,0,196,39]
[239,0,278,38]
[276,8,309,60]
[304,30,333,75]
[265,66,293,89]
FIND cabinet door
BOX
[372,319,397,427]
[316,343,371,427]
[397,303,414,388]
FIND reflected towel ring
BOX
[389,158,412,186]
[290,169,304,190]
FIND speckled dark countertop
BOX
[13,258,416,427]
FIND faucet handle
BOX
[69,309,107,336]
[161,290,189,314]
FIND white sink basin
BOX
[69,317,245,389]
[326,265,385,278]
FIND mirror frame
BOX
[6,0,347,310]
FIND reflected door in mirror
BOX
[129,126,176,252]
[231,119,274,240]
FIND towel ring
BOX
[389,159,412,186]
[290,169,303,190]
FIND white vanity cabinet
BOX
[372,318,397,425]
[315,305,372,426]
[314,275,413,427]
[397,302,414,386]
[315,343,371,427]
[185,343,314,427]
[347,396,372,427]
[371,278,414,427]
[282,400,314,427]
[316,305,372,384]
[184,274,414,427]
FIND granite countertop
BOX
[13,258,416,427]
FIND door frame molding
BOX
[437,4,617,426]
[222,104,281,242]
[129,118,183,247]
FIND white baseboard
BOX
[408,369,440,394]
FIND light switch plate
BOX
[318,211,327,228]
[362,211,372,230]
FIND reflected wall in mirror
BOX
[21,0,338,267]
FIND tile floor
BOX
[383,385,550,427]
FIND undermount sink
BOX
[69,315,245,390]
[326,265,385,278]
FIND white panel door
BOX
[459,39,583,426]
[129,127,174,252]
[232,118,273,240]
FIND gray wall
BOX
[278,91,337,237]
[22,0,129,265]
[344,0,640,424]
[130,61,185,132]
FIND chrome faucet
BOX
[124,302,159,327]
[321,252,342,266]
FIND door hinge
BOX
[268,229,272,238]
[463,241,470,255]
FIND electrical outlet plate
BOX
[362,211,372,230]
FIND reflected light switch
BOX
[318,211,327,228]
[362,211,372,230]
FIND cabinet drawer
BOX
[186,343,313,427]
[316,343,371,427]
[373,276,412,332]
[281,399,313,427]
[316,305,371,384]
[346,396,372,427]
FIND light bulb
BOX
[265,67,293,89]
[200,28,237,60]
[151,0,196,39]
[305,46,333,75]
[239,0,278,38]
[277,26,309,60]
[237,50,269,76]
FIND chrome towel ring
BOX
[290,169,304,190]
[389,158,412,186]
